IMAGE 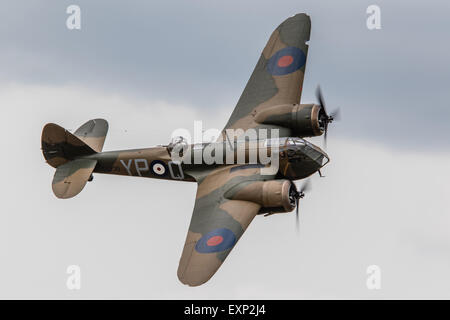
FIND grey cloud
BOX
[1,1,450,146]
[1,84,449,298]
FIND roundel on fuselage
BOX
[150,160,168,176]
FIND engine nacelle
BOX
[224,179,296,214]
[254,104,324,137]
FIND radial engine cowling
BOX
[254,103,325,137]
[224,179,297,214]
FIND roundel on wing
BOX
[266,46,306,76]
[195,228,237,253]
[150,160,168,176]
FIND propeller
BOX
[316,86,341,149]
[290,180,311,232]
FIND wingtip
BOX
[177,250,219,287]
[177,262,214,287]
[177,270,211,287]
[178,277,208,287]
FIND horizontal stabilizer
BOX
[74,119,109,153]
[52,159,97,199]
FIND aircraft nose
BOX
[304,144,329,167]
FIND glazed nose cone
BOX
[304,144,329,167]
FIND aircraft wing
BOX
[178,165,273,286]
[222,13,311,137]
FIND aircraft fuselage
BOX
[85,137,329,182]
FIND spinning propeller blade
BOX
[294,179,311,233]
[316,86,340,149]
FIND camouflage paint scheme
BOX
[221,13,312,140]
[41,14,330,286]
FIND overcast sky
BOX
[1,0,449,299]
[3,0,450,149]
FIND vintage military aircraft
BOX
[41,13,338,286]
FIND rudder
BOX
[42,119,108,198]
[41,119,108,168]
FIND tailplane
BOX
[41,119,108,199]
[52,159,98,199]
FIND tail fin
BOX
[41,119,108,198]
[41,119,108,168]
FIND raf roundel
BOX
[195,228,237,254]
[150,160,168,176]
[267,46,306,76]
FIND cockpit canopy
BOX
[264,137,309,147]
[287,137,307,146]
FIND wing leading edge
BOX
[222,13,311,137]
[178,165,275,286]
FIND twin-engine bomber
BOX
[41,13,338,286]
